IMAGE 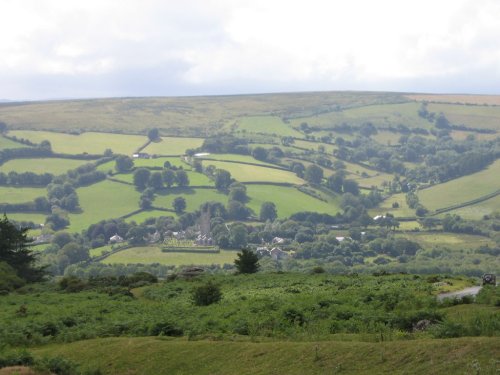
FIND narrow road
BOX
[437,286,482,301]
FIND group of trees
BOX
[133,168,189,190]
[0,171,53,186]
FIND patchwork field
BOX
[0,158,89,174]
[101,246,239,265]
[235,116,303,137]
[0,186,46,203]
[7,131,146,154]
[418,159,500,211]
[68,180,141,232]
[202,160,304,184]
[398,232,495,250]
[246,184,340,218]
[142,137,205,155]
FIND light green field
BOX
[246,184,340,218]
[142,137,204,155]
[110,173,134,184]
[370,193,415,217]
[7,130,146,154]
[428,103,500,130]
[68,180,141,233]
[290,102,431,130]
[154,187,228,213]
[0,158,88,174]
[371,131,405,145]
[235,116,303,137]
[0,135,25,149]
[4,212,47,224]
[439,194,500,220]
[398,232,495,249]
[186,171,213,186]
[418,160,500,211]
[102,246,239,265]
[124,210,175,224]
[89,244,116,258]
[203,160,304,184]
[354,173,394,189]
[200,153,277,167]
[248,143,298,154]
[0,186,46,203]
[133,156,189,168]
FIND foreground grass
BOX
[32,336,500,375]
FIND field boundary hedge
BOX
[200,158,289,171]
[430,189,500,215]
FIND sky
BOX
[1,0,500,100]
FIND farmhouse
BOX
[270,247,289,260]
[109,234,124,244]
[132,152,150,159]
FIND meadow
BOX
[398,232,496,250]
[0,158,89,175]
[418,159,500,211]
[201,160,304,184]
[245,184,340,218]
[442,194,500,220]
[235,116,303,137]
[427,103,500,130]
[5,212,47,225]
[7,130,146,155]
[102,246,239,265]
[0,135,25,150]
[198,153,277,167]
[154,187,228,213]
[0,186,46,204]
[68,180,140,233]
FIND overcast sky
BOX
[1,0,500,100]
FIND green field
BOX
[0,158,89,174]
[293,139,337,154]
[199,153,277,167]
[124,209,176,224]
[246,184,340,218]
[418,160,500,211]
[154,187,228,213]
[0,186,46,203]
[133,156,190,168]
[440,194,500,219]
[4,212,47,224]
[398,232,495,249]
[371,130,405,145]
[0,135,25,150]
[68,180,141,232]
[289,102,432,130]
[427,102,500,130]
[235,116,303,137]
[186,170,213,186]
[102,246,239,265]
[202,160,304,184]
[370,193,415,217]
[143,137,205,155]
[7,130,146,154]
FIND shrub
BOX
[149,321,184,337]
[192,281,222,306]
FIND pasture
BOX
[5,212,47,224]
[398,232,495,249]
[235,116,303,137]
[0,135,25,150]
[199,153,277,167]
[7,130,146,155]
[0,158,89,175]
[440,194,500,220]
[154,187,228,213]
[142,137,205,155]
[133,156,189,168]
[186,171,213,186]
[68,180,140,233]
[246,184,340,218]
[202,160,304,184]
[0,186,46,203]
[124,209,176,224]
[293,139,337,154]
[101,246,238,265]
[370,192,415,217]
[427,103,500,131]
[289,102,432,130]
[418,159,500,211]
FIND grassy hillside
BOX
[0,158,89,175]
[32,336,500,375]
[418,160,500,211]
[442,194,500,220]
[0,135,25,150]
[0,186,46,204]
